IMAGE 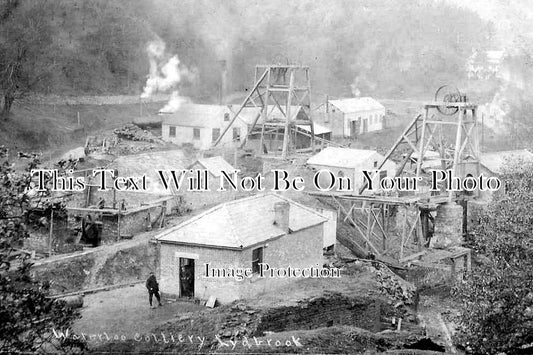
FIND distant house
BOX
[466,49,505,80]
[187,156,236,192]
[154,194,326,303]
[160,104,256,150]
[306,147,397,193]
[460,149,533,201]
[322,97,386,138]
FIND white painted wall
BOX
[342,109,386,136]
[162,118,247,150]
[309,152,397,194]
[315,208,337,248]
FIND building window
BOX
[193,128,200,140]
[212,128,220,142]
[379,170,387,181]
[252,247,263,274]
[169,126,176,137]
[232,127,240,140]
[224,113,230,121]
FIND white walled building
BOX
[325,97,386,138]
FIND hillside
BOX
[0,100,164,156]
[0,0,491,107]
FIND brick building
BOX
[153,194,326,303]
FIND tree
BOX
[0,1,52,117]
[0,146,85,353]
[453,158,533,354]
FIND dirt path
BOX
[73,284,204,346]
[417,293,459,353]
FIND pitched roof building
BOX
[307,147,397,194]
[154,194,327,302]
[160,104,259,150]
[319,97,386,137]
[188,156,236,178]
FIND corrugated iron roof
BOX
[306,147,381,168]
[155,193,326,249]
[329,97,385,113]
[480,149,533,174]
[296,122,332,135]
[189,156,236,177]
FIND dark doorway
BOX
[350,119,360,138]
[179,258,195,298]
[362,118,368,133]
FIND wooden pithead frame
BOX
[213,65,315,159]
[309,100,480,263]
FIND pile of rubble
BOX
[216,303,261,341]
[371,264,417,305]
[113,124,162,143]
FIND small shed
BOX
[187,156,237,191]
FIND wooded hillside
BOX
[0,0,491,101]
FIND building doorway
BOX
[350,119,360,138]
[179,258,195,298]
[362,118,368,133]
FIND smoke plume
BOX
[160,91,187,113]
[141,39,192,113]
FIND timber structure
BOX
[310,86,479,265]
[213,65,316,159]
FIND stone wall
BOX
[430,203,464,249]
[27,93,170,106]
[255,294,383,333]
[32,240,157,295]
[67,200,171,244]
[158,223,324,304]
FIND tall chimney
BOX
[273,201,290,233]
[218,59,227,105]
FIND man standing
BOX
[145,272,162,308]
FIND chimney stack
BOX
[273,201,290,233]
[218,59,227,105]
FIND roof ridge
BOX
[154,202,226,240]
[222,204,245,247]
[155,194,270,240]
[274,193,329,220]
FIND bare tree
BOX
[0,1,52,118]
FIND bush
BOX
[0,147,86,352]
[452,158,533,354]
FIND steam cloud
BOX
[141,39,192,113]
